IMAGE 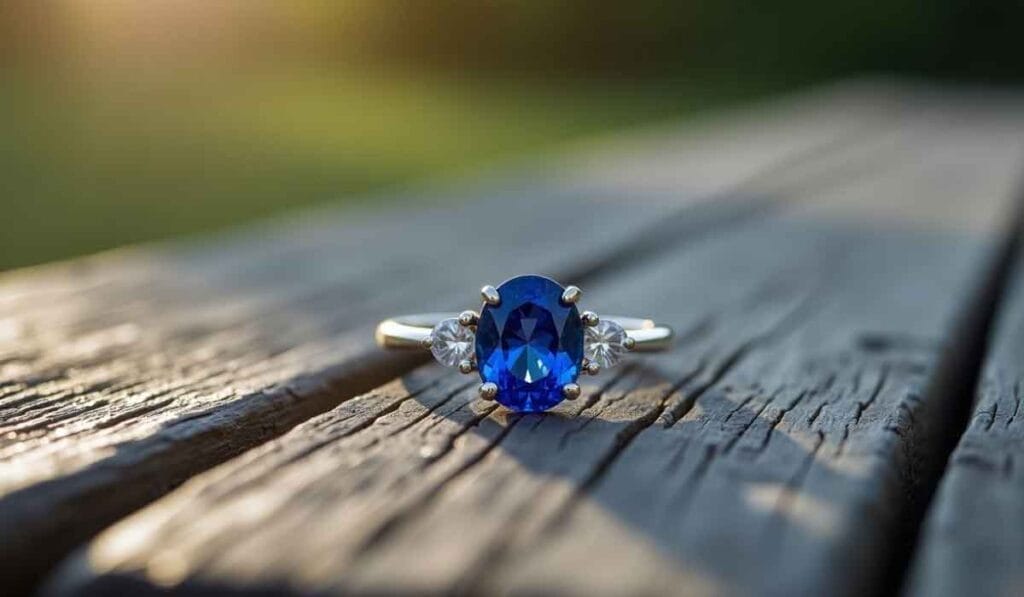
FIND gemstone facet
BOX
[475,275,583,412]
[429,318,475,367]
[584,319,629,368]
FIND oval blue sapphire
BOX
[475,275,583,412]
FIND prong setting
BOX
[378,275,674,412]
[561,285,582,305]
[479,382,498,400]
[481,285,501,306]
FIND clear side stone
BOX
[430,318,475,367]
[584,320,629,368]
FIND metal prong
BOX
[581,311,599,327]
[422,335,434,349]
[561,285,582,305]
[459,310,479,327]
[582,358,601,375]
[479,382,498,400]
[481,285,501,306]
[458,359,476,374]
[562,383,581,400]
[623,336,637,351]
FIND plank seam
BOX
[892,171,1024,594]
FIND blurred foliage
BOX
[0,68,781,271]
[0,1,1021,271]
[369,1,1024,80]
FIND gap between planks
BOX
[903,171,1024,596]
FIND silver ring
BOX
[375,275,673,412]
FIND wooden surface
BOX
[0,81,895,593]
[1,81,1023,596]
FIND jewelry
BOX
[376,275,673,413]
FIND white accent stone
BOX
[430,318,475,367]
[584,319,629,368]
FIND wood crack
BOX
[350,409,520,558]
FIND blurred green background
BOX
[2,1,1021,271]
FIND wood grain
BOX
[0,86,902,593]
[46,97,1024,596]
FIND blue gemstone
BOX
[475,275,583,412]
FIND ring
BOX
[375,275,673,412]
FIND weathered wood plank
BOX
[905,194,1024,594]
[0,84,900,592]
[0,191,665,595]
[46,97,1024,596]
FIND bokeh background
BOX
[2,1,1021,271]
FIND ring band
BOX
[376,314,673,352]
[375,275,673,413]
